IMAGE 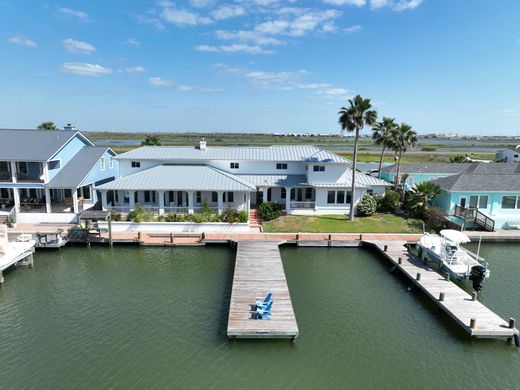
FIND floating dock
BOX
[227,241,299,339]
[364,240,519,341]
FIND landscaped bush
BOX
[220,208,248,223]
[258,202,282,221]
[422,206,447,232]
[110,211,122,221]
[357,194,377,216]
[381,189,401,212]
[373,193,384,212]
[126,206,155,222]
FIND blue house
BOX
[380,163,475,186]
[0,129,118,223]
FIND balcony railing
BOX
[16,172,44,183]
[290,201,315,209]
[0,172,12,182]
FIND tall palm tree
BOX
[371,117,397,179]
[141,135,162,146]
[391,123,418,190]
[338,95,377,221]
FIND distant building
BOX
[496,146,520,162]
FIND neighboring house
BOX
[380,163,476,186]
[496,146,520,162]
[432,163,520,230]
[0,129,118,223]
[96,140,389,216]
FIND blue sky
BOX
[1,0,519,135]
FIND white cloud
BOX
[124,66,146,73]
[149,76,175,86]
[369,0,390,9]
[196,44,273,54]
[8,35,37,48]
[189,0,214,7]
[323,0,366,6]
[123,38,141,46]
[160,5,213,26]
[211,5,246,20]
[393,0,422,11]
[344,25,362,33]
[62,63,112,76]
[55,6,88,20]
[215,29,284,46]
[63,38,96,54]
[324,0,422,11]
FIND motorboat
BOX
[416,229,489,291]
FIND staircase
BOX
[454,205,495,232]
[0,214,8,225]
[249,208,262,230]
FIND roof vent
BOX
[199,138,207,151]
[63,123,76,131]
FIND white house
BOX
[496,146,520,163]
[96,140,389,217]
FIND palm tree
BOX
[372,117,397,179]
[37,121,57,130]
[338,95,377,221]
[391,123,418,190]
[407,182,441,216]
[141,135,162,146]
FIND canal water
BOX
[0,244,518,389]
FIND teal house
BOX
[380,163,474,186]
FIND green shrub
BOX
[381,190,401,212]
[110,212,122,221]
[373,193,384,212]
[422,206,447,232]
[357,194,377,216]
[258,202,282,221]
[421,146,437,152]
[126,206,155,222]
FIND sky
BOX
[0,0,519,135]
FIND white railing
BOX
[290,201,315,209]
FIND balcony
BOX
[15,162,44,183]
[0,171,12,182]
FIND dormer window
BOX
[230,162,239,169]
[313,165,325,172]
[100,157,105,171]
[131,161,141,168]
[48,160,61,170]
[276,163,288,170]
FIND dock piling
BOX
[398,257,402,265]
[384,245,388,252]
[509,318,516,329]
[445,272,450,281]
[470,318,477,329]
[439,292,445,302]
[471,292,477,301]
[416,272,421,281]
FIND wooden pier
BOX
[227,241,299,339]
[364,240,519,341]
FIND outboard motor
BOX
[469,265,486,291]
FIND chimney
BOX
[199,138,207,151]
[63,123,76,131]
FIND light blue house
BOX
[380,163,475,186]
[432,163,520,230]
[0,129,118,223]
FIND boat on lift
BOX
[416,229,490,291]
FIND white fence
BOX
[98,221,250,233]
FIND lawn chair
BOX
[255,292,272,307]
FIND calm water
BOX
[0,244,518,389]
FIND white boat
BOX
[0,225,36,275]
[416,229,489,291]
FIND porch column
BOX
[10,161,17,183]
[157,191,165,215]
[217,191,224,214]
[129,190,136,211]
[187,191,194,214]
[13,187,20,213]
[72,189,79,214]
[285,187,291,213]
[101,191,108,211]
[263,187,268,203]
[245,192,251,214]
[45,188,51,213]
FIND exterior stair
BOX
[249,208,262,229]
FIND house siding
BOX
[47,136,90,181]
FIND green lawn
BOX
[262,213,423,233]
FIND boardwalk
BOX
[227,241,299,339]
[365,240,519,340]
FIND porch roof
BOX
[238,174,308,188]
[312,169,390,188]
[95,165,256,192]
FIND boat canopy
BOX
[440,229,471,244]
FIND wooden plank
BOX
[227,241,299,339]
[364,240,518,340]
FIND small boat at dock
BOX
[416,229,489,291]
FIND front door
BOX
[459,197,467,208]
[257,190,263,204]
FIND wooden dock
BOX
[227,241,299,339]
[364,240,519,341]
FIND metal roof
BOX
[0,129,92,161]
[117,145,349,163]
[432,173,520,192]
[79,210,111,221]
[46,147,114,189]
[381,163,476,174]
[238,175,308,188]
[95,165,256,192]
[311,169,390,188]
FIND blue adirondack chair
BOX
[256,292,272,307]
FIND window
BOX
[212,192,218,203]
[290,188,295,200]
[169,191,174,203]
[48,160,60,170]
[276,163,288,170]
[109,156,114,169]
[131,161,141,168]
[337,191,345,204]
[469,196,478,208]
[230,162,239,169]
[144,191,156,203]
[305,188,313,199]
[100,157,105,171]
[502,196,517,209]
[313,165,325,172]
[224,192,234,202]
[267,188,272,202]
[470,195,488,209]
[479,196,488,209]
[367,189,374,195]
[281,188,286,199]
[196,191,201,203]
[327,191,335,204]
[82,186,91,200]
[346,191,352,204]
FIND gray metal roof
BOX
[0,129,92,161]
[381,163,476,174]
[432,173,520,192]
[238,175,308,188]
[312,169,390,188]
[96,165,256,192]
[117,145,348,163]
[46,147,113,189]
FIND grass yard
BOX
[262,213,423,233]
